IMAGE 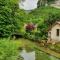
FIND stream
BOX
[20,49,60,60]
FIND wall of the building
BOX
[49,24,60,41]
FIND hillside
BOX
[0,0,60,40]
[18,6,60,40]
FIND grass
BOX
[0,38,19,60]
[0,38,59,60]
[47,43,60,53]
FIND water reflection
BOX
[20,49,35,60]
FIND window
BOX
[56,29,59,36]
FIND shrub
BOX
[24,31,41,42]
[0,39,19,60]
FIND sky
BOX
[19,0,38,10]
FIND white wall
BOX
[50,24,60,41]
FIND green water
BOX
[49,56,59,60]
[36,49,60,60]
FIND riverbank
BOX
[35,44,60,59]
[0,38,59,60]
[14,38,60,60]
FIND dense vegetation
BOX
[0,0,60,41]
[0,39,20,60]
[19,7,60,41]
[0,0,20,37]
[0,0,60,60]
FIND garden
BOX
[0,0,60,60]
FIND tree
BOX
[0,0,19,37]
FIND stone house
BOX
[48,21,60,42]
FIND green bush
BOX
[0,0,19,37]
[0,39,19,60]
[24,31,41,42]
